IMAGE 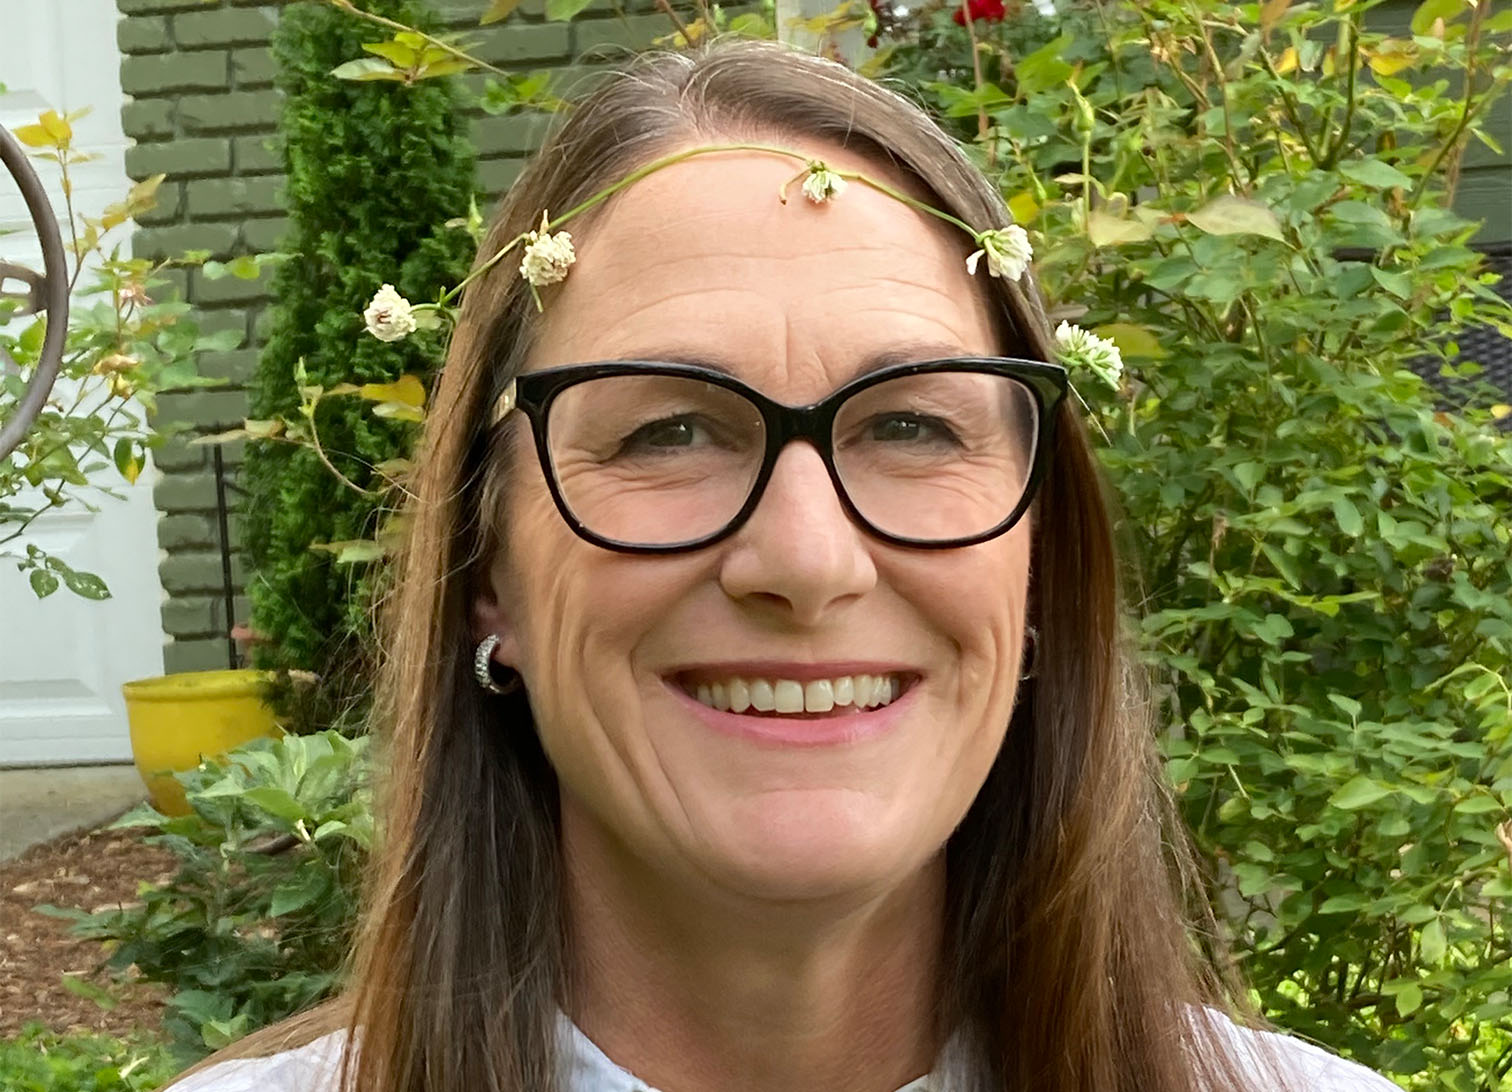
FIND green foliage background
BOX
[877,1,1512,1088]
[242,0,475,732]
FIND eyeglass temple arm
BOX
[490,378,518,429]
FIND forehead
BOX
[527,141,1003,400]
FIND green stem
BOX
[443,142,988,306]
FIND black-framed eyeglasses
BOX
[492,357,1068,554]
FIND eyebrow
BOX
[600,340,977,387]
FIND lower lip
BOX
[665,680,913,747]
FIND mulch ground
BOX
[0,821,173,1039]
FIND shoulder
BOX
[163,1029,351,1092]
[1208,1013,1400,1091]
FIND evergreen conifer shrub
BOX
[242,0,475,732]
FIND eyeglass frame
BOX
[491,356,1069,555]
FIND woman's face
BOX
[475,141,1033,903]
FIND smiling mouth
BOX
[672,672,914,718]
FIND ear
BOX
[470,569,524,671]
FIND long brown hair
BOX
[169,39,1286,1092]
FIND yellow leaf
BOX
[39,109,71,144]
[1007,191,1041,226]
[1259,0,1291,36]
[1274,46,1298,75]
[1492,404,1511,420]
[1087,208,1154,246]
[244,418,286,438]
[12,123,53,148]
[481,0,522,21]
[371,401,424,423]
[121,457,142,485]
[1093,323,1168,360]
[359,374,426,409]
[1368,39,1418,76]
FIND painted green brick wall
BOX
[117,1,1510,674]
[114,0,676,673]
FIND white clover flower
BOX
[801,162,848,204]
[363,284,417,342]
[1054,321,1124,390]
[1032,0,1057,16]
[965,224,1033,281]
[519,210,576,289]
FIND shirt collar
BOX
[555,1013,960,1092]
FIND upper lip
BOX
[668,661,920,685]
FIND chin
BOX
[693,794,928,902]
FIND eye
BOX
[864,413,961,447]
[617,415,714,455]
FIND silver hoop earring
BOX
[474,633,511,695]
[1021,625,1038,682]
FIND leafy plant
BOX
[0,108,232,601]
[0,1025,177,1092]
[39,732,372,1058]
[237,0,475,735]
[875,1,1512,1088]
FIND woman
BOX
[169,39,1397,1092]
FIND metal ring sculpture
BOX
[0,122,71,462]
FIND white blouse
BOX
[168,1012,1400,1092]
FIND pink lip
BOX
[672,661,918,685]
[662,668,918,748]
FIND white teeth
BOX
[686,673,904,715]
[774,680,804,714]
[749,679,776,712]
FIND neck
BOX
[560,796,945,1092]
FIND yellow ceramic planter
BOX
[122,669,284,816]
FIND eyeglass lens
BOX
[543,370,1039,547]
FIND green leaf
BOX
[241,786,307,823]
[1186,195,1285,241]
[269,870,327,917]
[1318,893,1368,913]
[1332,496,1364,536]
[61,568,111,600]
[1419,918,1447,964]
[481,0,522,22]
[28,569,59,598]
[1338,159,1414,190]
[1327,694,1362,720]
[1395,982,1423,1016]
[1411,0,1466,35]
[544,0,595,20]
[1329,776,1389,810]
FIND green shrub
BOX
[877,1,1512,1089]
[241,0,475,734]
[40,732,372,1059]
[0,1025,177,1092]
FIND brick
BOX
[478,156,526,196]
[197,348,259,383]
[197,307,253,344]
[160,550,247,594]
[230,47,276,88]
[163,637,237,675]
[474,112,553,157]
[153,470,219,511]
[118,15,171,54]
[194,267,272,306]
[121,52,229,95]
[151,435,208,473]
[157,389,252,431]
[150,267,191,303]
[120,0,211,12]
[232,134,281,173]
[179,90,281,134]
[133,181,184,225]
[134,222,239,259]
[125,137,232,179]
[122,100,175,141]
[572,12,669,54]
[472,22,571,64]
[158,513,216,549]
[241,217,288,251]
[173,7,275,48]
[186,176,283,218]
[163,595,218,637]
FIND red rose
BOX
[952,0,1005,24]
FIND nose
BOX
[717,441,877,625]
